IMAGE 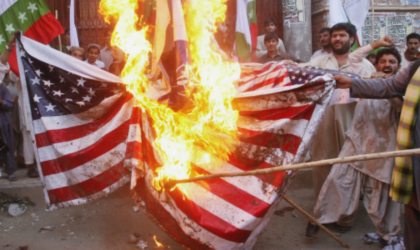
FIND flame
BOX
[99,0,240,193]
[153,235,163,248]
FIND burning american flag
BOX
[14,33,346,248]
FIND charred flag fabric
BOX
[16,35,342,249]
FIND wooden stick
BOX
[283,196,349,248]
[166,148,420,188]
[55,10,62,52]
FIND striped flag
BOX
[16,35,136,208]
[0,0,63,75]
[234,0,257,62]
[16,34,352,248]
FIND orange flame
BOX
[99,0,240,193]
[153,235,163,248]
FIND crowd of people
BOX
[1,18,420,250]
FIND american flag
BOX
[17,35,337,249]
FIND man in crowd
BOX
[69,46,84,60]
[308,37,405,249]
[56,28,71,54]
[401,33,420,70]
[258,33,297,63]
[311,27,331,60]
[98,29,125,75]
[256,18,286,58]
[303,23,375,217]
[333,57,420,250]
[0,32,19,181]
[85,44,105,69]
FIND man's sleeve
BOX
[350,64,411,99]
[349,45,375,76]
[0,87,14,111]
[277,39,286,53]
[256,36,267,58]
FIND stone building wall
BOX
[311,0,420,54]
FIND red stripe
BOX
[47,160,129,204]
[227,154,286,188]
[10,12,64,76]
[244,72,287,92]
[238,127,302,154]
[192,164,271,218]
[167,187,252,243]
[239,104,315,121]
[239,64,284,82]
[125,141,143,161]
[35,94,134,148]
[132,180,212,250]
[40,119,131,176]
[139,134,252,243]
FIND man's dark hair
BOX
[330,23,357,39]
[375,47,401,65]
[264,32,278,43]
[319,27,331,34]
[65,28,70,34]
[264,18,277,27]
[406,33,420,42]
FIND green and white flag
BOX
[234,0,257,62]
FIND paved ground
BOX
[0,169,389,250]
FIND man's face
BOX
[65,32,71,45]
[319,31,331,47]
[406,38,420,54]
[376,54,400,78]
[70,50,83,60]
[331,30,353,55]
[87,48,100,62]
[265,23,277,33]
[265,39,278,53]
[367,54,376,65]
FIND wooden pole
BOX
[165,148,420,188]
[55,10,62,52]
[283,196,349,248]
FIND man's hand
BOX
[371,35,395,49]
[371,72,387,79]
[12,96,18,104]
[333,75,353,89]
[7,31,20,49]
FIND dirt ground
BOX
[0,179,388,250]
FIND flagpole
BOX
[15,34,52,208]
[55,10,62,52]
[164,148,420,188]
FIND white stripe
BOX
[237,117,308,138]
[185,183,260,231]
[127,123,142,143]
[37,100,134,162]
[33,94,127,134]
[21,36,123,83]
[0,0,18,15]
[190,147,280,205]
[237,67,289,92]
[144,168,242,250]
[43,142,127,190]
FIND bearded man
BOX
[307,37,405,250]
[401,33,420,70]
[302,23,375,211]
